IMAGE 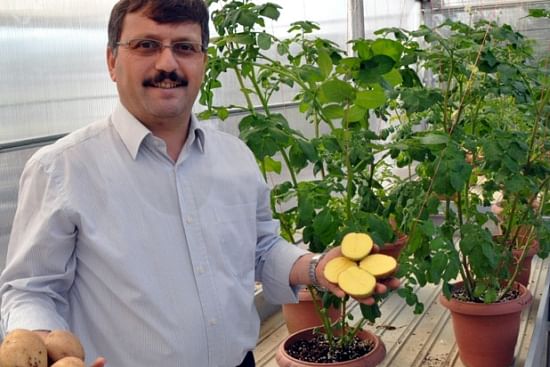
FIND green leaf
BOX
[365,214,394,244]
[504,174,528,193]
[258,3,281,20]
[289,142,308,171]
[322,104,344,119]
[347,105,367,122]
[216,107,229,120]
[357,55,396,84]
[383,69,403,87]
[319,80,356,103]
[371,38,404,62]
[312,209,340,246]
[236,10,257,28]
[400,88,443,113]
[418,133,449,145]
[227,33,255,45]
[297,192,315,227]
[355,86,387,109]
[528,8,550,18]
[257,32,272,50]
[277,42,289,56]
[360,303,381,323]
[298,65,324,83]
[317,48,333,79]
[262,156,282,174]
[429,237,447,250]
[297,139,318,162]
[481,241,497,267]
[429,252,447,282]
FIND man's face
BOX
[107,10,207,127]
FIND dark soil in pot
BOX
[451,285,520,303]
[285,333,375,363]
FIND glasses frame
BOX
[115,38,206,57]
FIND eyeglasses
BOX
[116,39,206,57]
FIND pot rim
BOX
[279,326,386,366]
[439,281,533,316]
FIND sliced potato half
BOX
[337,267,377,297]
[359,253,398,278]
[323,256,357,284]
[341,232,374,260]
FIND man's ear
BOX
[106,47,117,82]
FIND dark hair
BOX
[108,0,209,51]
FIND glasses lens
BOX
[128,39,161,55]
[172,42,202,56]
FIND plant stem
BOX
[308,286,335,349]
[343,103,353,220]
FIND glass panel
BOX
[364,0,422,37]
[0,0,118,144]
[423,0,550,60]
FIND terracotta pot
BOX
[282,288,340,334]
[275,327,386,367]
[439,282,533,367]
[378,235,408,259]
[511,240,539,286]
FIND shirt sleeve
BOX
[242,145,309,305]
[0,156,76,335]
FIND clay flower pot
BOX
[275,327,386,367]
[439,282,533,367]
[282,288,340,334]
[378,235,408,259]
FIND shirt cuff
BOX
[259,242,309,305]
[1,295,68,336]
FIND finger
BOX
[324,282,346,298]
[90,357,106,367]
[375,282,388,295]
[355,295,376,305]
[380,277,401,290]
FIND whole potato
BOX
[50,356,86,367]
[0,329,48,367]
[44,330,85,363]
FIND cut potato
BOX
[50,356,86,367]
[360,254,398,278]
[45,329,85,362]
[0,329,48,367]
[341,232,374,260]
[337,267,377,297]
[323,256,357,283]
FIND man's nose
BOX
[155,46,179,72]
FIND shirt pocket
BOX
[213,202,257,279]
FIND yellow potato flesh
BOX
[323,256,357,284]
[359,254,397,278]
[341,232,374,260]
[337,267,376,297]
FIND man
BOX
[0,1,397,366]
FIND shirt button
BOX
[197,266,205,274]
[209,318,217,326]
[185,216,193,224]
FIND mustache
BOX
[143,71,188,87]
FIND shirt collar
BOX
[111,103,206,160]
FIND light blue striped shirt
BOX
[0,103,307,366]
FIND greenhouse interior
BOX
[0,0,549,366]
